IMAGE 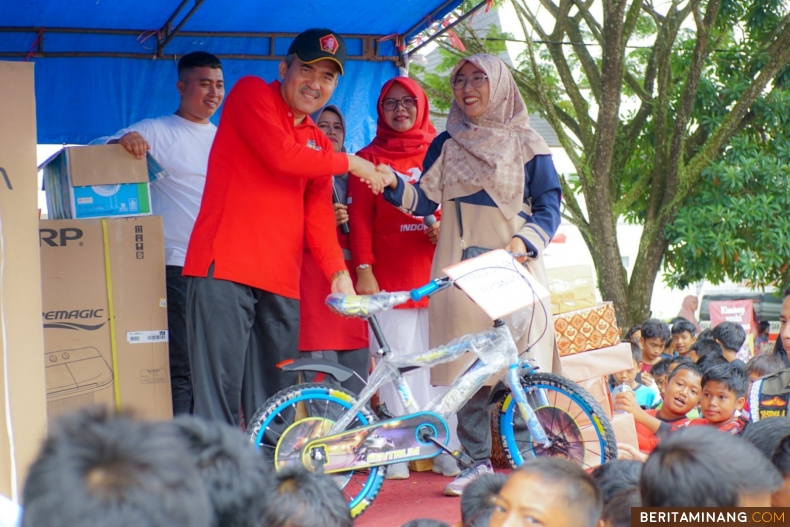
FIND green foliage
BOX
[664,89,790,290]
[411,0,790,325]
[661,0,790,290]
[411,23,515,113]
[411,63,455,113]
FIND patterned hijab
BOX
[419,54,551,219]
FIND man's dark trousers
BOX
[166,265,193,415]
[186,264,299,426]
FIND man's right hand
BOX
[355,267,380,295]
[110,132,150,159]
[347,155,389,195]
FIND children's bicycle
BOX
[246,262,617,517]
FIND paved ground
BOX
[355,471,461,527]
[355,468,512,526]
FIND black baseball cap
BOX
[288,28,347,75]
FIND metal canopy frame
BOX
[0,27,396,62]
[407,0,488,58]
[0,0,472,64]
[157,0,205,56]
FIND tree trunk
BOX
[582,210,631,332]
[627,220,670,328]
[582,0,632,332]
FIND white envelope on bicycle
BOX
[443,249,550,320]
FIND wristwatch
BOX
[356,264,371,270]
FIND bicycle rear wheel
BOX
[245,383,385,518]
[499,372,617,469]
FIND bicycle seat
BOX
[326,292,411,318]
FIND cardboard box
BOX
[579,376,613,419]
[40,145,167,219]
[40,216,172,420]
[554,302,621,356]
[0,60,49,501]
[546,265,597,315]
[408,459,434,472]
[559,342,633,383]
[610,412,639,451]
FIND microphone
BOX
[333,186,350,235]
[423,214,437,228]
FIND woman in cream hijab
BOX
[382,53,562,496]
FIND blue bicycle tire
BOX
[245,383,385,518]
[499,372,617,469]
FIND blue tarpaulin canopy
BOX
[0,0,467,150]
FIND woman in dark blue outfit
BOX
[381,53,562,496]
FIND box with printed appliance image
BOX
[39,216,172,420]
[39,144,169,219]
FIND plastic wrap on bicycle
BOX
[387,326,517,369]
[426,359,510,418]
[327,363,400,434]
[325,292,411,318]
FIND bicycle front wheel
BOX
[499,372,617,469]
[245,383,385,518]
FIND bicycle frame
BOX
[327,318,551,448]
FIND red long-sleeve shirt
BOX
[183,77,349,299]
[348,153,437,309]
[686,416,748,435]
[635,409,690,452]
[300,182,368,351]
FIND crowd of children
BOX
[609,312,786,454]
[12,297,790,527]
[16,400,790,527]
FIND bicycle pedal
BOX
[309,446,328,475]
[451,450,476,471]
[374,403,395,421]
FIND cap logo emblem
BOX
[320,34,339,55]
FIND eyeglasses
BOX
[451,74,488,90]
[381,96,418,111]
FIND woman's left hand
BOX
[504,237,529,263]
[334,203,349,227]
[378,164,398,190]
[426,221,440,245]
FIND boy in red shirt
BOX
[687,362,749,434]
[615,362,703,452]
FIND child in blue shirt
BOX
[613,342,662,409]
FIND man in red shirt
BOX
[183,28,389,425]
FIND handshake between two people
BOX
[347,155,397,194]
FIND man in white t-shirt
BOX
[104,51,225,415]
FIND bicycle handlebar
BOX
[409,277,452,302]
